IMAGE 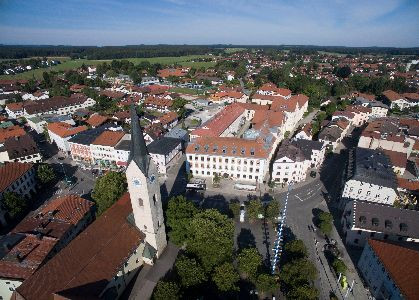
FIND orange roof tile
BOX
[368,239,419,300]
[92,130,124,146]
[47,122,88,138]
[0,162,33,193]
[86,114,108,127]
[0,125,26,143]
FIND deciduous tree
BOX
[212,262,239,292]
[91,171,127,216]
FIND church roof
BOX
[14,193,145,300]
[129,105,150,174]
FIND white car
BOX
[239,204,245,223]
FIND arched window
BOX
[400,223,408,232]
[372,218,379,227]
[359,216,367,224]
[385,220,393,229]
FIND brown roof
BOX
[15,193,145,300]
[238,103,269,111]
[47,122,88,138]
[382,90,403,102]
[144,96,173,108]
[0,125,26,143]
[92,130,124,146]
[86,114,108,127]
[0,162,33,193]
[158,111,178,126]
[99,90,125,99]
[397,178,419,191]
[187,136,272,159]
[24,96,89,115]
[252,110,284,128]
[0,234,57,281]
[383,150,407,169]
[3,134,40,160]
[6,102,24,112]
[368,239,419,300]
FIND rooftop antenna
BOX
[271,182,293,275]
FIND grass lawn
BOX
[0,55,216,80]
[169,87,205,95]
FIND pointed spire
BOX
[129,104,150,174]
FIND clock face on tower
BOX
[149,174,156,183]
[132,178,141,187]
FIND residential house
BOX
[47,122,88,154]
[148,137,183,175]
[358,239,418,300]
[0,162,36,226]
[0,135,42,164]
[341,148,398,207]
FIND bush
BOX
[265,200,280,222]
[332,258,347,275]
[153,281,180,300]
[237,248,262,281]
[228,201,241,219]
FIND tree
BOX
[212,262,239,292]
[265,200,280,223]
[332,258,347,275]
[247,198,263,221]
[175,255,206,288]
[317,211,333,236]
[335,66,351,79]
[91,171,127,216]
[172,97,188,119]
[3,192,27,220]
[129,70,142,84]
[186,209,234,273]
[36,164,56,185]
[166,195,198,246]
[284,239,308,260]
[280,258,317,287]
[212,173,221,186]
[256,273,278,295]
[228,200,241,219]
[153,281,180,300]
[105,69,117,78]
[237,248,262,281]
[287,284,319,300]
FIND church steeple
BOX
[129,105,150,175]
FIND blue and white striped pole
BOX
[271,182,293,274]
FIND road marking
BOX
[295,195,304,202]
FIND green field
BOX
[224,48,247,54]
[169,87,205,95]
[0,55,217,80]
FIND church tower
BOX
[126,105,167,257]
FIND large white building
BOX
[341,148,398,207]
[272,139,325,183]
[23,95,95,118]
[357,239,418,300]
[47,122,88,154]
[186,135,274,183]
[341,200,419,247]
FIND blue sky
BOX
[0,0,418,46]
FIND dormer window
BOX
[213,145,218,152]
[204,145,209,152]
[222,146,227,154]
[232,147,237,155]
[195,145,200,151]
[250,148,255,156]
[240,147,245,155]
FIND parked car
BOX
[240,204,245,223]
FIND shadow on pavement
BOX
[237,228,256,251]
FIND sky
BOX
[0,0,418,47]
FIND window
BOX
[370,232,375,237]
[222,147,227,154]
[240,147,245,155]
[359,216,367,224]
[366,191,371,196]
[194,145,200,151]
[384,234,388,240]
[372,218,379,227]
[385,220,392,229]
[358,189,362,194]
[400,223,408,232]
[213,145,218,152]
[250,148,255,156]
[357,230,362,235]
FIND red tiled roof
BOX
[252,110,284,128]
[6,102,24,112]
[47,122,88,138]
[382,90,403,102]
[86,114,108,127]
[92,130,124,146]
[0,162,33,193]
[383,150,407,169]
[238,103,269,111]
[144,96,173,108]
[15,193,145,300]
[0,235,57,280]
[191,103,245,138]
[38,194,94,226]
[0,125,26,143]
[158,68,188,78]
[158,111,178,126]
[397,178,419,191]
[258,83,291,97]
[99,90,125,99]
[368,239,419,300]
